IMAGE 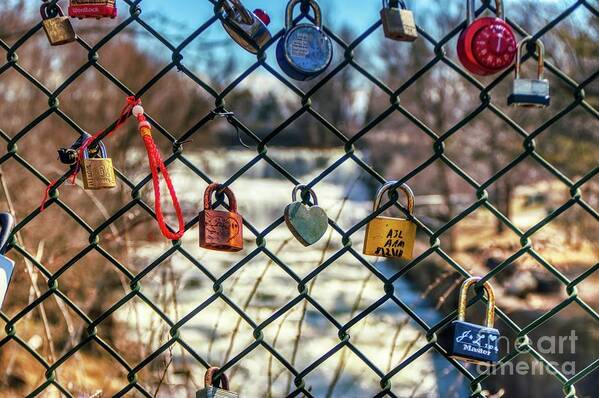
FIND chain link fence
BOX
[0,0,598,397]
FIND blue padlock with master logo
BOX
[448,277,500,365]
[0,213,15,310]
[276,0,333,81]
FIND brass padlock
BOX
[363,181,417,260]
[199,184,243,252]
[196,367,238,398]
[380,0,418,42]
[41,2,77,46]
[80,141,116,190]
[219,0,272,54]
[507,37,550,108]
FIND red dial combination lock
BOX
[457,0,517,76]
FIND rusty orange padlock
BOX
[199,184,243,252]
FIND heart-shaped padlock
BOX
[284,185,328,246]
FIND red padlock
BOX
[68,0,117,19]
[199,183,244,252]
[457,0,517,76]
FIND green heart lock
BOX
[284,186,328,246]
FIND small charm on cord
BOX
[363,181,417,260]
[0,212,15,310]
[68,0,117,19]
[219,0,272,54]
[196,367,239,398]
[284,185,328,246]
[41,1,77,46]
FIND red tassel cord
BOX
[131,103,185,241]
[41,97,185,241]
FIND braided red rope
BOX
[41,96,185,241]
[133,104,185,241]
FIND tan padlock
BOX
[363,181,417,260]
[41,2,77,46]
[81,141,116,190]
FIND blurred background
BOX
[0,0,597,397]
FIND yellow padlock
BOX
[81,141,116,190]
[363,181,417,260]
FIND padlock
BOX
[276,0,333,81]
[363,181,417,260]
[380,0,418,42]
[448,277,500,365]
[508,37,550,108]
[457,0,517,76]
[196,367,238,398]
[0,213,15,310]
[68,0,117,19]
[284,185,328,246]
[41,2,77,46]
[199,184,243,252]
[80,141,116,190]
[219,0,272,54]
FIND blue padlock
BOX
[276,0,333,81]
[448,277,500,365]
[0,213,15,310]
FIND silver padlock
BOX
[220,0,272,54]
[0,213,15,310]
[508,37,550,108]
[380,0,418,41]
[196,367,238,398]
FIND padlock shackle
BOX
[204,183,238,213]
[82,140,108,160]
[467,0,504,24]
[372,181,415,215]
[220,0,254,25]
[515,36,545,80]
[204,367,231,391]
[0,213,14,255]
[286,0,323,30]
[291,185,318,206]
[382,0,407,10]
[457,276,496,328]
[40,1,65,19]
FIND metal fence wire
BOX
[0,0,598,397]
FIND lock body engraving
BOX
[199,184,243,252]
[69,0,117,19]
[363,217,416,260]
[80,141,116,190]
[381,1,417,41]
[508,37,550,108]
[276,0,333,81]
[196,367,239,398]
[363,182,417,260]
[448,277,501,365]
[42,17,77,46]
[81,158,116,190]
